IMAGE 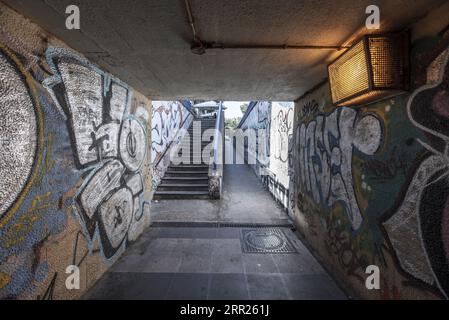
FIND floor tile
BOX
[179,239,213,273]
[282,274,347,300]
[208,274,249,300]
[242,254,278,274]
[166,273,210,300]
[246,274,289,300]
[272,253,323,275]
[85,272,174,300]
[211,240,244,274]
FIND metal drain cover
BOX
[241,228,297,254]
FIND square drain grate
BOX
[240,228,297,254]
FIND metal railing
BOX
[208,102,225,199]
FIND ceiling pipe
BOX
[203,43,351,51]
[184,0,351,55]
[184,0,198,41]
[184,0,207,55]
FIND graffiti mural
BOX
[289,80,400,298]
[0,4,153,297]
[270,102,294,183]
[297,106,383,230]
[383,48,449,298]
[263,102,294,208]
[239,101,294,209]
[240,101,272,167]
[0,36,82,298]
[152,101,189,164]
[288,26,449,299]
[0,45,44,221]
[151,101,193,191]
[43,47,150,259]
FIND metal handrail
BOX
[207,101,225,199]
[211,101,224,171]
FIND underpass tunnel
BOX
[0,0,449,301]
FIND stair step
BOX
[187,131,215,133]
[162,176,209,180]
[155,191,209,194]
[176,150,213,153]
[153,190,211,200]
[186,159,211,163]
[178,145,213,148]
[154,191,210,195]
[169,165,209,171]
[159,183,209,188]
[161,179,208,185]
[187,131,215,134]
[166,170,209,174]
[180,163,210,166]
[178,149,212,152]
[179,141,213,144]
[177,148,213,151]
[182,152,211,155]
[187,159,211,161]
[169,164,209,167]
[179,141,213,143]
[177,149,212,153]
[179,148,212,150]
[158,184,209,191]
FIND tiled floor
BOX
[84,227,347,300]
[85,149,347,300]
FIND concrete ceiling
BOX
[3,0,447,101]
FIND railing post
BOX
[208,102,224,199]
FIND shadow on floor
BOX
[84,227,347,300]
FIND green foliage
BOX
[225,117,241,129]
[240,103,249,115]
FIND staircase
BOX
[153,117,217,200]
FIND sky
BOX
[223,101,250,119]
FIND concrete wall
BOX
[151,101,193,192]
[0,3,152,299]
[269,102,295,209]
[239,101,294,210]
[289,3,449,299]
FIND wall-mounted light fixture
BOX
[328,33,409,107]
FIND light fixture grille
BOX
[329,40,370,105]
[328,33,409,106]
[369,36,405,88]
[337,90,391,106]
